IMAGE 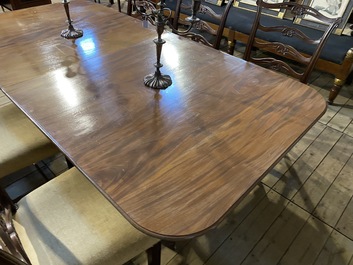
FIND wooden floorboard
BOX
[279,215,333,265]
[239,202,310,265]
[313,230,353,265]
[336,195,353,241]
[262,122,326,188]
[272,126,342,200]
[328,104,353,132]
[205,190,288,265]
[314,154,353,229]
[292,133,353,213]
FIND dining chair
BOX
[0,167,161,265]
[94,0,121,12]
[0,103,59,182]
[243,0,341,84]
[0,0,12,11]
[166,0,234,49]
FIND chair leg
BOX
[0,186,18,213]
[0,4,12,11]
[161,240,176,250]
[147,242,161,265]
[328,78,344,105]
[227,29,235,55]
[127,0,133,16]
[34,163,51,181]
[65,157,74,169]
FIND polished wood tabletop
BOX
[0,0,327,240]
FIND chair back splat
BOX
[244,0,341,83]
[170,0,234,49]
[0,186,30,264]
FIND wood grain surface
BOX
[0,0,327,239]
[0,0,155,87]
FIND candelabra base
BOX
[61,25,83,39]
[144,71,172,90]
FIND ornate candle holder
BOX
[184,0,201,24]
[170,0,217,46]
[134,0,172,89]
[61,0,83,39]
[134,0,200,90]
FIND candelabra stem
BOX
[144,8,172,90]
[61,0,83,39]
[185,0,201,23]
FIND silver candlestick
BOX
[61,0,83,39]
[134,0,201,89]
[135,0,172,89]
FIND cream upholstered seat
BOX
[0,167,160,265]
[0,103,59,179]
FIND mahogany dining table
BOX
[0,0,327,240]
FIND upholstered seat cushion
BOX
[0,103,58,178]
[13,167,159,265]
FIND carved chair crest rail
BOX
[244,0,341,84]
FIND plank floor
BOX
[1,1,353,264]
